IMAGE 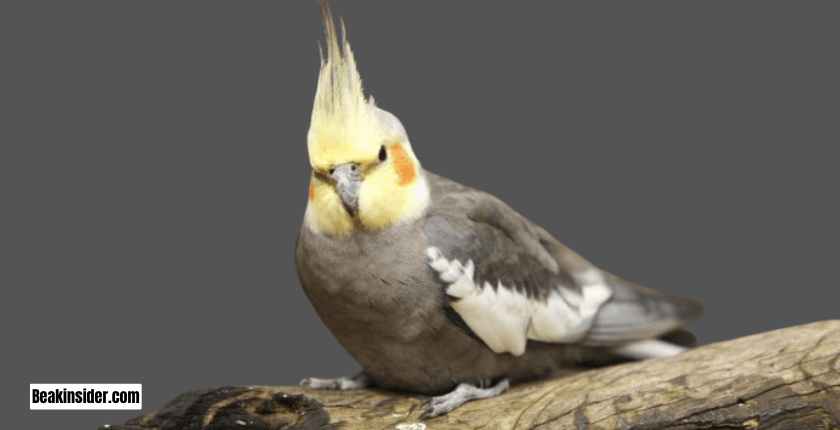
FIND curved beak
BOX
[330,163,361,216]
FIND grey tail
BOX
[584,271,704,347]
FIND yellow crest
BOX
[305,1,430,236]
[309,0,384,169]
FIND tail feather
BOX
[609,339,687,359]
[585,271,704,347]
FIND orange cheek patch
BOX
[309,183,316,201]
[390,143,416,186]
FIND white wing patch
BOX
[426,247,612,356]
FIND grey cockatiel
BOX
[295,0,704,419]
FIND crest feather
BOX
[309,0,380,167]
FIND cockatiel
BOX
[295,0,704,419]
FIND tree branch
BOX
[100,320,839,430]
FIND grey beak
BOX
[330,163,361,216]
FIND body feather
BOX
[296,170,703,394]
[296,1,704,415]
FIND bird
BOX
[295,0,704,419]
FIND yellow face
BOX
[306,136,429,237]
[307,0,429,236]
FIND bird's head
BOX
[304,1,429,237]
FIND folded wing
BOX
[423,173,703,357]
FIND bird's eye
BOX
[378,145,388,162]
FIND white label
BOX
[30,384,142,410]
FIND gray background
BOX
[6,2,837,429]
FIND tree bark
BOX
[100,320,839,430]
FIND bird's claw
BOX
[418,406,439,420]
[299,373,369,390]
[419,393,463,419]
[418,379,510,419]
[299,377,339,389]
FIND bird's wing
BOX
[585,271,704,346]
[422,172,703,356]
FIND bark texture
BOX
[100,320,839,430]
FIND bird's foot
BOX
[300,371,370,390]
[419,378,510,419]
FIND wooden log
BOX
[99,320,839,430]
